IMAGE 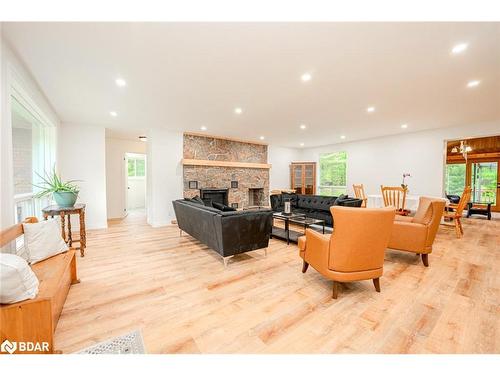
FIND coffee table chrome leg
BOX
[222,255,233,268]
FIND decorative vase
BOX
[284,198,291,215]
[53,191,78,207]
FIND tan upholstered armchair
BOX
[387,196,446,267]
[298,206,395,299]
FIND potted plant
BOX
[34,167,81,207]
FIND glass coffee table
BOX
[271,212,326,245]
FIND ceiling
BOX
[3,22,500,148]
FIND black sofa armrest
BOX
[337,198,364,207]
[219,210,273,257]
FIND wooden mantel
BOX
[181,158,271,169]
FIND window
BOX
[11,95,56,223]
[444,163,466,196]
[127,157,146,177]
[318,151,347,196]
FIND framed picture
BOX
[231,203,238,209]
[231,181,238,189]
[188,181,198,189]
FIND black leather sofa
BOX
[172,199,273,259]
[270,193,363,227]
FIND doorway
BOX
[445,136,500,212]
[125,153,146,213]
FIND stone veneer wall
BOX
[183,134,269,208]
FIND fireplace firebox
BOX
[200,188,229,206]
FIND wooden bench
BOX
[0,217,79,354]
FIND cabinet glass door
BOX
[304,164,314,194]
[293,165,303,193]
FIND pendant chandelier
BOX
[451,140,473,160]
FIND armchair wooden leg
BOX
[454,219,462,238]
[332,281,339,299]
[458,218,464,235]
[302,260,309,273]
[373,278,381,292]
[421,254,429,267]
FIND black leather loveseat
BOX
[270,193,363,227]
[172,199,273,260]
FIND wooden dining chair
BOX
[353,184,367,208]
[380,185,408,215]
[443,186,471,238]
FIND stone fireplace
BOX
[182,133,270,208]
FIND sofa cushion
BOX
[269,194,283,210]
[212,202,237,212]
[296,194,337,211]
[0,253,39,304]
[22,219,69,265]
[333,194,348,205]
[191,195,205,205]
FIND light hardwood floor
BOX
[55,212,500,353]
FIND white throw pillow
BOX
[0,253,39,304]
[23,219,69,264]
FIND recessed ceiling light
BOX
[467,80,480,88]
[451,43,468,54]
[300,124,307,130]
[367,106,375,113]
[259,136,265,140]
[299,143,304,147]
[200,126,207,131]
[115,78,127,87]
[138,136,147,142]
[234,107,243,115]
[301,73,312,82]
[109,111,117,117]
[340,135,346,140]
[401,124,408,129]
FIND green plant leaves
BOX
[32,167,81,198]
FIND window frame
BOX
[318,151,348,197]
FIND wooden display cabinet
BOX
[290,162,316,195]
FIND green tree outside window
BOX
[319,151,347,196]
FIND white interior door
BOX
[126,153,146,210]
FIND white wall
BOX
[298,122,500,198]
[58,124,107,229]
[1,33,61,230]
[105,138,147,219]
[147,128,183,227]
[268,145,301,190]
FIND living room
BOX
[0,1,499,372]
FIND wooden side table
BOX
[42,204,87,257]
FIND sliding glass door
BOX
[471,161,498,209]
[445,160,500,212]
